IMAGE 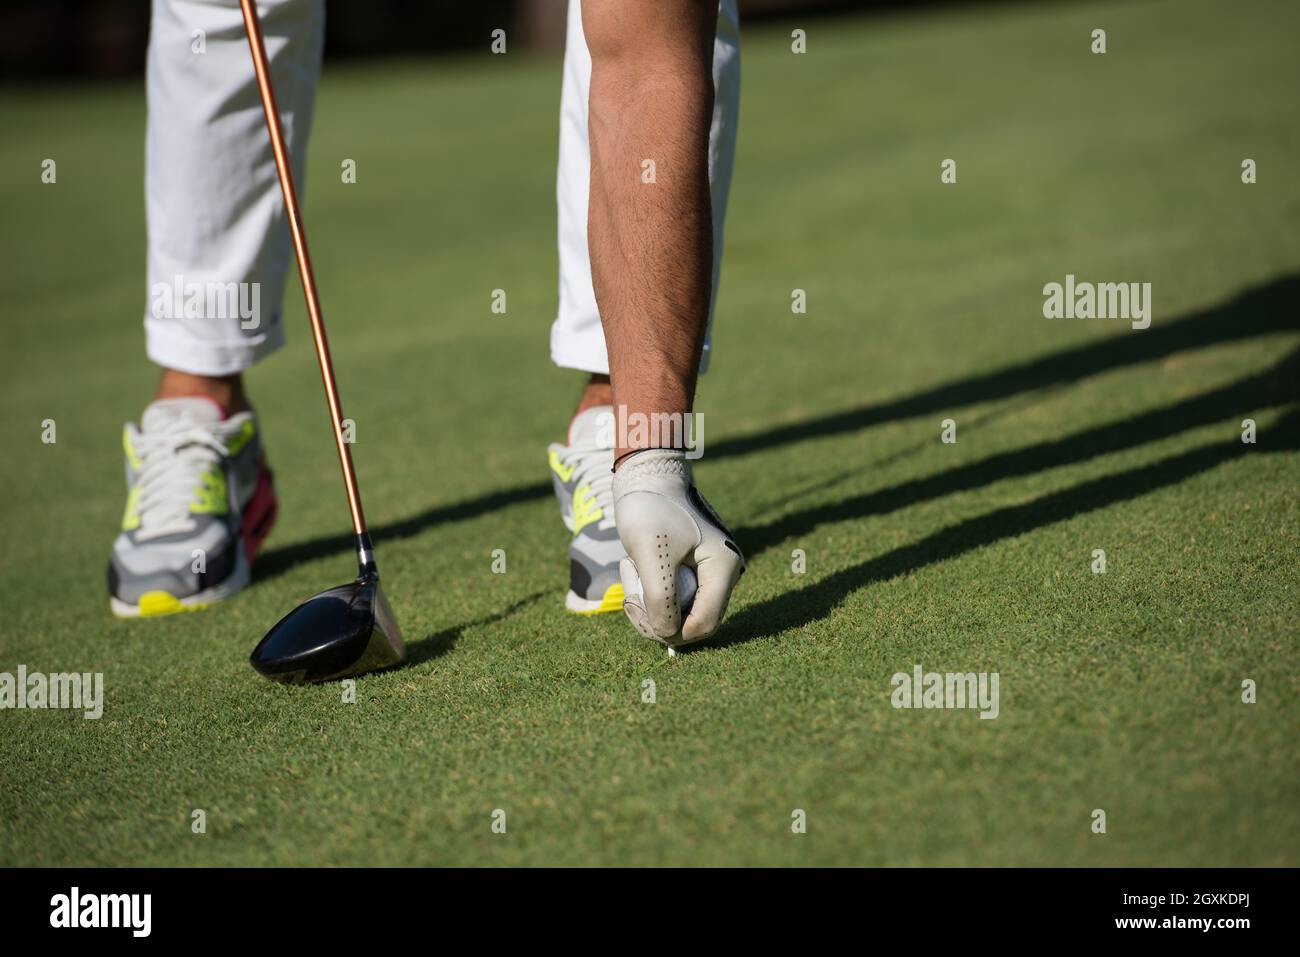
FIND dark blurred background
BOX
[0,0,997,79]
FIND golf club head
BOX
[249,573,406,684]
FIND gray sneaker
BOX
[547,405,626,614]
[107,397,277,617]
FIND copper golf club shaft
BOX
[239,0,374,569]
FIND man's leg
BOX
[146,0,323,399]
[109,0,323,617]
[547,0,740,620]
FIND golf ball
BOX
[627,564,698,616]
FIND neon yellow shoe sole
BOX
[565,582,625,615]
[110,590,213,619]
[109,551,250,619]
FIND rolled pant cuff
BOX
[549,341,610,376]
[548,338,712,378]
[144,313,286,376]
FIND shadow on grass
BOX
[254,482,547,583]
[709,409,1300,649]
[405,590,547,667]
[707,273,1299,460]
[253,273,1299,585]
[736,346,1300,560]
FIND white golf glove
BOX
[612,449,745,648]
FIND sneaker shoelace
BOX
[559,444,616,530]
[133,423,230,540]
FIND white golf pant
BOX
[144,0,740,378]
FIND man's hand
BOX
[613,450,744,647]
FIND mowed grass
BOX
[1,0,1297,866]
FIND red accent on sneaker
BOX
[241,465,278,564]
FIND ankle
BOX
[572,374,612,420]
[155,369,250,415]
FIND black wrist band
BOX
[612,447,681,471]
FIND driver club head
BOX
[249,573,407,684]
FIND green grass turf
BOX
[1,0,1297,866]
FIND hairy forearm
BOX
[583,0,717,458]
